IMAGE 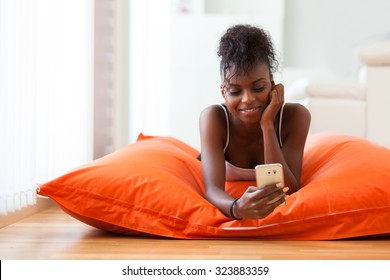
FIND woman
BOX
[199,24,311,220]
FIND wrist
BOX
[229,198,242,220]
[260,121,275,132]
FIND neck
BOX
[231,116,263,138]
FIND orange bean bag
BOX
[38,132,390,239]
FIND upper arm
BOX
[199,105,228,192]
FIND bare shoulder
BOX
[283,102,311,125]
[282,103,311,141]
[199,104,229,150]
[284,102,310,115]
[200,104,224,117]
[199,104,227,127]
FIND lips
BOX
[238,106,261,113]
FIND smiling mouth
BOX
[238,106,261,113]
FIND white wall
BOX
[129,0,284,149]
[283,0,390,77]
[128,0,390,150]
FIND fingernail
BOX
[283,187,289,193]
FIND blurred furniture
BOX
[359,40,390,148]
[289,40,390,148]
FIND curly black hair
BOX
[217,24,279,81]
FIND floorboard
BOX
[1,206,390,260]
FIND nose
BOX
[241,89,255,104]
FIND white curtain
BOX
[0,0,94,215]
[128,0,172,143]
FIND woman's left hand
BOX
[260,83,284,128]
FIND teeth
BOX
[241,108,257,112]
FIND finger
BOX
[258,184,283,196]
[271,87,279,101]
[245,186,260,194]
[274,83,284,95]
[275,183,289,193]
[266,193,286,205]
[274,84,285,102]
[270,193,287,208]
[248,191,287,219]
[241,186,263,203]
[270,90,283,109]
[256,186,285,205]
[255,202,281,219]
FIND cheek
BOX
[224,100,236,112]
[224,97,241,113]
[259,90,271,104]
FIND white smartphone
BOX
[255,163,284,189]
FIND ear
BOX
[220,84,226,99]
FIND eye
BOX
[225,88,241,96]
[253,86,265,92]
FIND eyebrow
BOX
[227,78,266,86]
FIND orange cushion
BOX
[38,132,390,240]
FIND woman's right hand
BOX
[233,184,288,219]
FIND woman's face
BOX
[221,63,274,124]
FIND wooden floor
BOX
[1,206,390,260]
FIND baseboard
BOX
[0,196,56,229]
